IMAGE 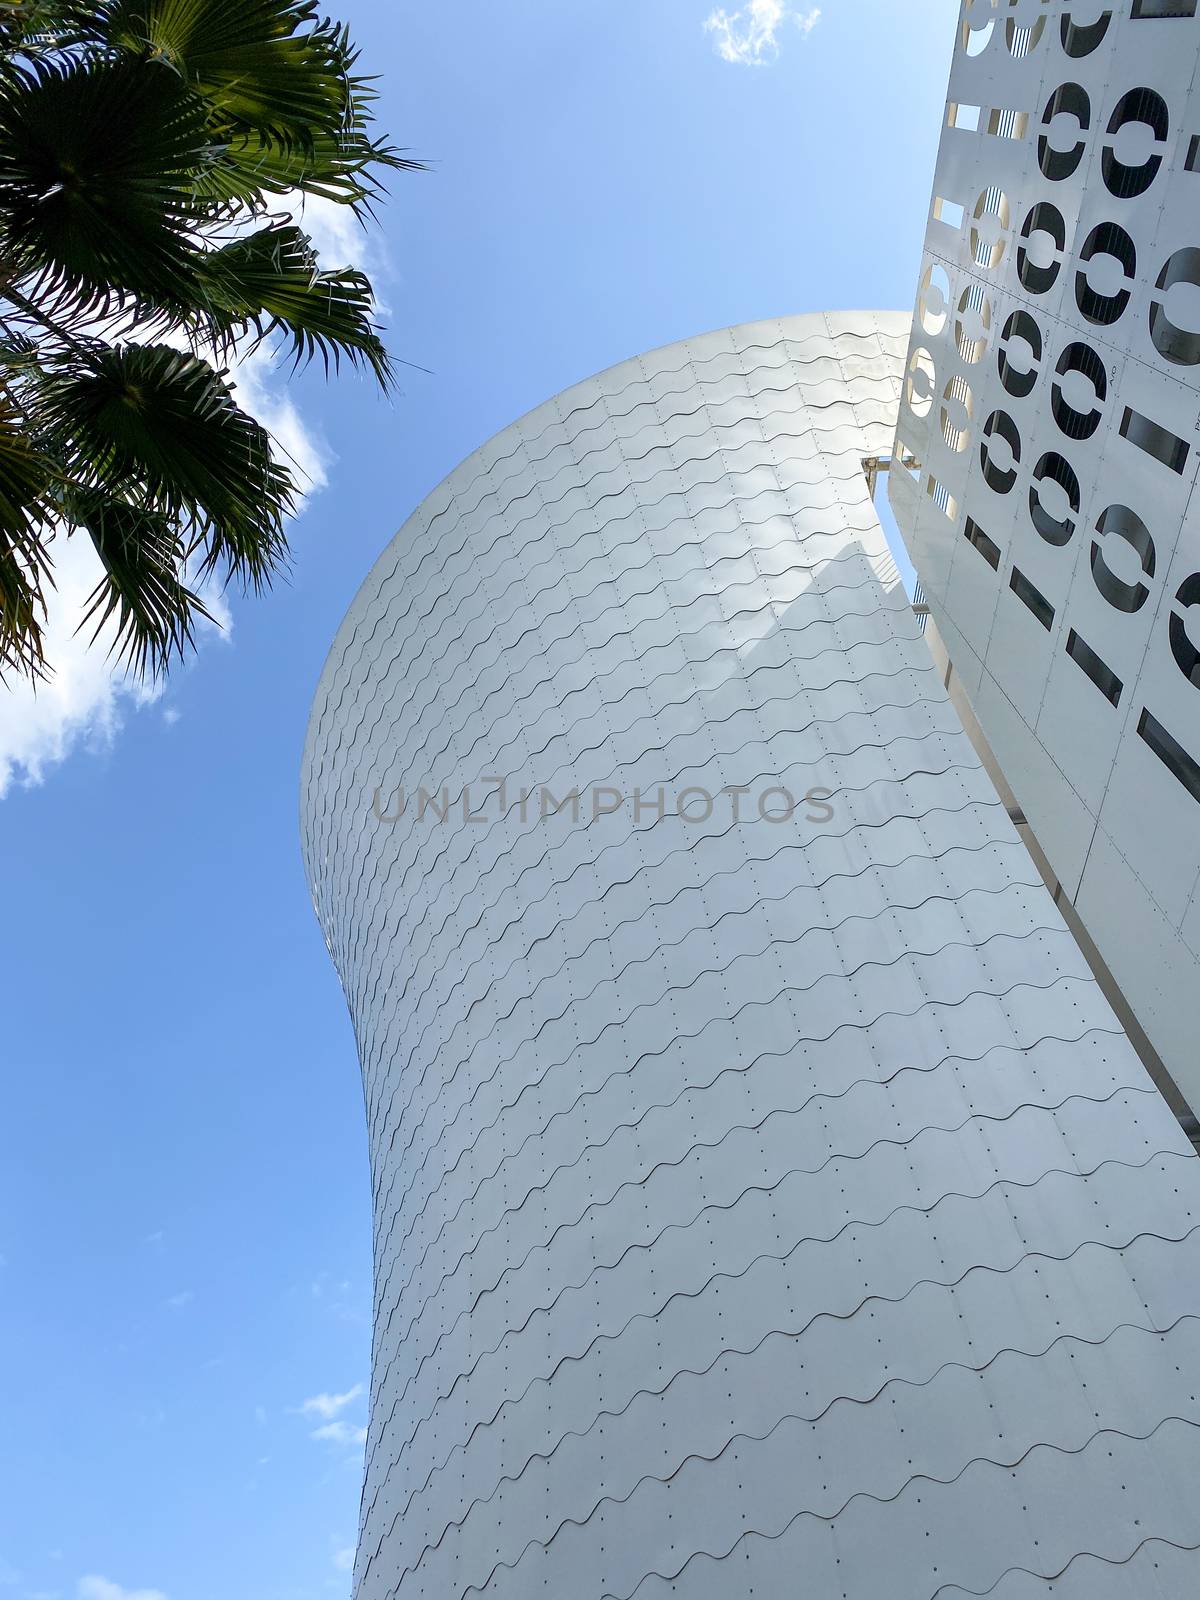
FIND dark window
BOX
[1150,248,1200,366]
[980,409,1021,495]
[1051,342,1106,439]
[1119,407,1190,474]
[1132,0,1197,17]
[1029,453,1080,546]
[1066,630,1122,705]
[998,309,1042,398]
[964,517,1001,569]
[1017,202,1066,295]
[1171,573,1200,686]
[1061,12,1111,55]
[1138,709,1200,805]
[1009,567,1054,630]
[1075,222,1136,325]
[1103,88,1169,198]
[1091,505,1156,613]
[1038,83,1090,181]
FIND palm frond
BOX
[0,56,215,313]
[196,221,392,386]
[37,342,295,585]
[0,0,414,682]
[191,124,424,217]
[0,389,54,676]
[101,1,352,142]
[64,485,213,675]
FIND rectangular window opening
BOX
[1132,0,1197,16]
[1138,708,1200,803]
[986,107,1029,140]
[964,516,1000,569]
[1120,406,1191,473]
[925,474,959,521]
[933,196,965,229]
[1066,629,1123,705]
[948,102,982,132]
[1009,566,1054,630]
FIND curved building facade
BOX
[301,312,1200,1600]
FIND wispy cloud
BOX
[164,1290,194,1311]
[78,1578,167,1600]
[310,1421,367,1447]
[703,0,821,64]
[332,1548,355,1573]
[299,1384,363,1421]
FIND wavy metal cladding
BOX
[300,312,1200,1600]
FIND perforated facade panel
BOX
[301,312,1200,1600]
[890,0,1200,1108]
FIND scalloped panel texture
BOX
[890,0,1200,1109]
[301,312,1200,1600]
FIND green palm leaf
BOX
[64,486,213,673]
[0,0,413,683]
[0,56,214,311]
[0,391,55,675]
[101,0,353,140]
[198,221,392,385]
[37,343,295,585]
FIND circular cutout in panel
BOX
[971,188,1011,271]
[906,346,936,417]
[955,285,991,363]
[980,408,1021,494]
[1075,221,1135,326]
[1150,248,1200,367]
[998,309,1042,398]
[941,377,975,453]
[1052,342,1107,439]
[1171,573,1200,687]
[1038,83,1090,181]
[918,263,951,337]
[1029,452,1080,546]
[1103,87,1168,199]
[1004,0,1046,57]
[1017,201,1066,294]
[961,0,996,55]
[1091,504,1156,613]
[1060,9,1111,58]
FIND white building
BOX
[890,0,1200,1112]
[301,312,1200,1599]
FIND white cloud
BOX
[310,1421,367,1447]
[299,1384,363,1421]
[279,192,380,278]
[0,536,167,799]
[164,1290,193,1310]
[78,1579,167,1600]
[235,349,331,496]
[703,0,821,63]
[332,1549,355,1573]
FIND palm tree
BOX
[0,0,418,680]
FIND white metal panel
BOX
[890,0,1200,1105]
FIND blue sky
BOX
[0,5,953,1599]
